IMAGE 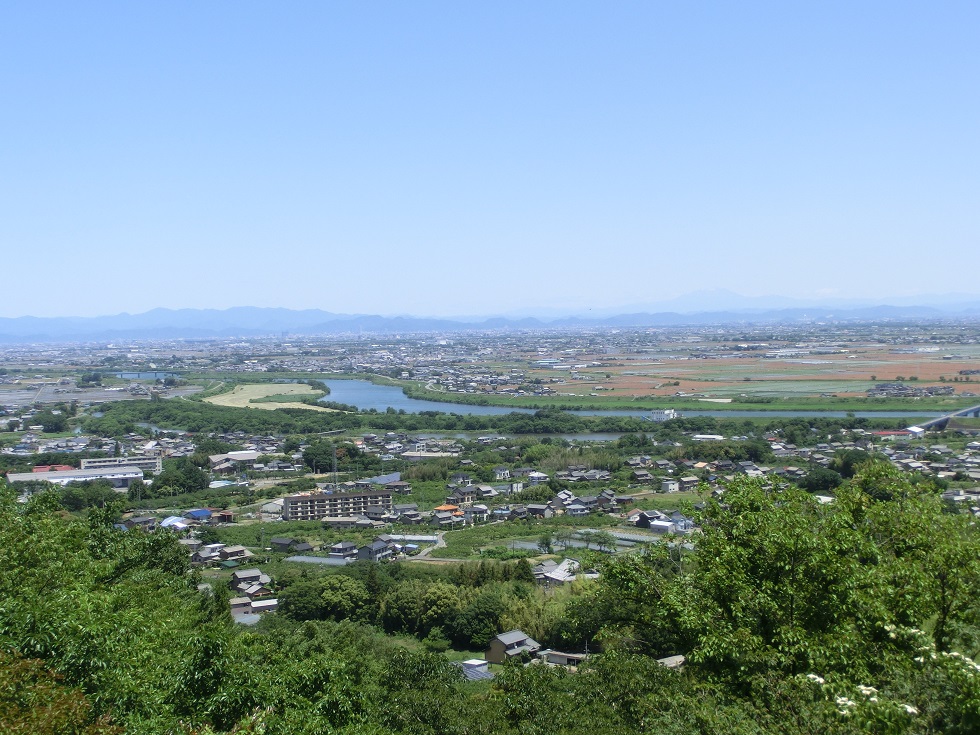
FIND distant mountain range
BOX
[1,299,979,343]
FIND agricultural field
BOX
[426,340,980,412]
[203,383,337,412]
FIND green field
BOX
[397,379,976,413]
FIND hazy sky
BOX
[2,2,978,318]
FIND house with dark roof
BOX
[485,630,541,664]
[329,541,359,560]
[357,540,393,562]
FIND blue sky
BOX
[1,2,978,318]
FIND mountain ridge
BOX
[2,301,980,343]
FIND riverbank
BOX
[399,380,976,413]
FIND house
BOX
[161,516,190,531]
[540,558,581,585]
[397,510,424,525]
[270,537,297,552]
[493,466,511,480]
[329,541,359,560]
[536,650,589,668]
[192,543,225,563]
[464,504,489,523]
[230,568,271,588]
[526,504,554,519]
[485,630,542,664]
[178,538,202,553]
[661,479,680,493]
[126,516,157,531]
[357,540,393,562]
[678,476,700,491]
[509,505,529,520]
[469,485,495,500]
[446,487,476,505]
[219,545,253,561]
[362,505,390,521]
[669,511,695,532]
[633,510,669,529]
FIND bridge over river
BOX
[911,404,980,431]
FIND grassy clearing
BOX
[203,383,337,412]
[433,516,623,560]
[630,490,703,512]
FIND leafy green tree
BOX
[59,481,119,512]
[447,590,505,648]
[0,650,122,735]
[512,558,536,584]
[280,579,328,621]
[800,465,842,493]
[320,576,369,621]
[830,448,871,479]
[537,531,554,554]
[593,531,617,554]
[606,466,980,694]
[302,440,335,473]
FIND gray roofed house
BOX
[485,629,541,664]
[358,540,393,562]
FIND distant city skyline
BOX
[1,3,978,318]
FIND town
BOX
[2,323,979,654]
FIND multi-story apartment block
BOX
[282,489,394,521]
[81,456,163,473]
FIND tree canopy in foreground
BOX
[0,463,978,733]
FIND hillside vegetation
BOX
[1,464,978,734]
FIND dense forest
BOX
[2,463,978,734]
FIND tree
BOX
[320,576,369,621]
[0,651,122,735]
[447,590,505,648]
[512,558,536,584]
[593,531,617,554]
[612,467,980,692]
[280,580,327,621]
[554,528,574,552]
[59,481,118,512]
[800,465,842,493]
[126,479,147,502]
[537,531,554,554]
[302,440,336,473]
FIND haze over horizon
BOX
[2,2,978,319]
[5,288,980,324]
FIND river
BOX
[319,379,940,420]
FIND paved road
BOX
[415,531,446,558]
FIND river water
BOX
[319,379,939,420]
